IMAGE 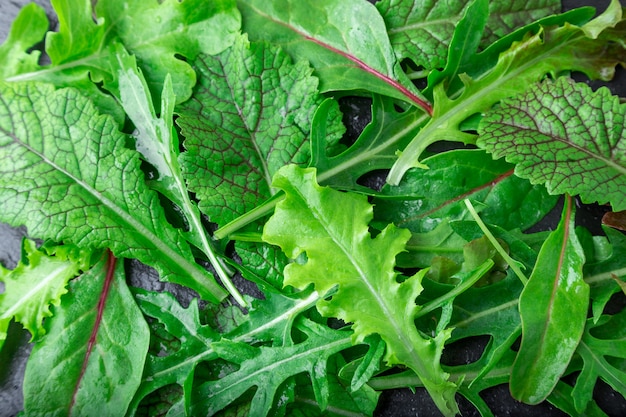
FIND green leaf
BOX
[511,197,589,404]
[189,318,354,416]
[376,0,560,71]
[572,307,626,413]
[376,149,558,234]
[0,81,226,302]
[263,164,459,417]
[22,252,149,416]
[478,77,626,211]
[0,3,48,79]
[177,34,343,227]
[387,2,626,184]
[0,240,87,350]
[95,0,241,104]
[236,0,430,110]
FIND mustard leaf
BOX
[0,81,226,302]
[262,164,459,417]
[0,240,88,350]
[478,77,626,211]
[22,252,149,416]
[177,34,344,227]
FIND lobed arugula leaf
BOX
[263,164,459,417]
[22,252,149,416]
[387,0,626,184]
[0,81,226,302]
[0,240,89,350]
[478,77,626,211]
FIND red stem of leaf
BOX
[69,250,117,415]
[302,35,433,115]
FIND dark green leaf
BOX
[511,197,589,404]
[22,253,149,416]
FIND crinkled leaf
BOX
[177,34,343,226]
[376,0,560,71]
[262,165,458,417]
[0,81,226,302]
[95,0,241,103]
[0,240,87,350]
[0,3,48,79]
[376,149,558,233]
[572,307,626,413]
[22,252,149,416]
[388,2,626,184]
[511,197,589,404]
[236,0,429,109]
[478,77,626,211]
[189,318,354,416]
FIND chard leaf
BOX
[189,318,354,416]
[263,165,459,417]
[0,3,48,79]
[387,2,626,184]
[0,81,226,302]
[177,34,343,227]
[236,0,430,110]
[511,197,589,404]
[95,0,241,103]
[0,240,88,350]
[376,0,560,71]
[375,149,557,233]
[22,252,149,416]
[573,307,626,413]
[478,77,626,211]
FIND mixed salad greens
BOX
[0,0,626,415]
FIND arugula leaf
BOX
[0,240,88,350]
[0,81,226,302]
[478,77,626,211]
[22,252,149,416]
[387,1,626,184]
[572,307,626,413]
[263,164,459,417]
[511,196,589,404]
[177,34,343,227]
[0,3,48,79]
[236,0,430,111]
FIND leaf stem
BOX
[464,199,528,285]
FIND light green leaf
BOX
[190,318,353,416]
[0,3,48,80]
[478,77,626,211]
[0,81,226,302]
[0,240,87,350]
[177,34,343,227]
[96,0,241,103]
[387,2,626,184]
[263,164,458,417]
[511,197,589,404]
[236,0,430,110]
[22,252,149,417]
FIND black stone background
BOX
[0,0,625,416]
